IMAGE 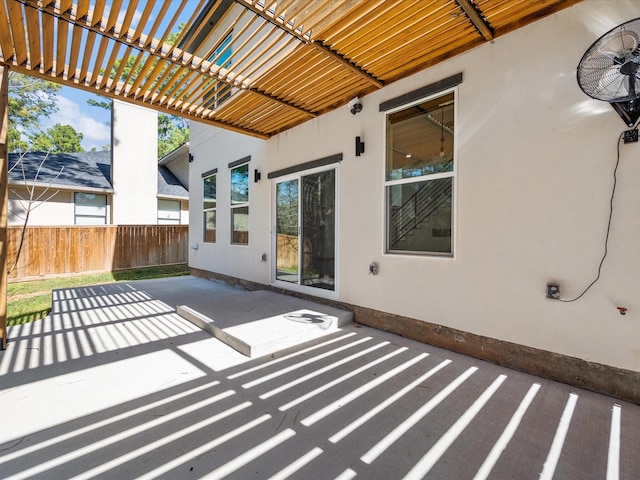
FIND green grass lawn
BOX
[7,264,190,326]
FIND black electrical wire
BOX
[559,131,624,302]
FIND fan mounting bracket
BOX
[610,99,640,127]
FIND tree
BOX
[102,23,189,157]
[8,72,61,152]
[86,98,111,110]
[158,113,189,157]
[8,152,64,274]
[29,123,84,153]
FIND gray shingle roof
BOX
[8,151,112,191]
[8,151,189,199]
[158,166,188,198]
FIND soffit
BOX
[1,0,582,139]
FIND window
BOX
[74,193,107,225]
[204,33,233,109]
[203,173,216,242]
[230,162,249,245]
[158,199,181,224]
[385,90,455,255]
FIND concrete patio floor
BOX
[0,276,639,479]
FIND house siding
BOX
[188,0,640,375]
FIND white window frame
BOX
[270,163,340,300]
[157,199,181,224]
[205,32,233,109]
[383,87,457,257]
[230,161,249,246]
[203,172,217,243]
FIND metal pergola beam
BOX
[456,0,494,41]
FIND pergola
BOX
[0,0,581,347]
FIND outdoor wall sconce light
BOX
[254,169,261,183]
[188,153,194,163]
[355,136,365,156]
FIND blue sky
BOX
[44,87,112,151]
[43,1,196,151]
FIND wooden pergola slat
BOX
[0,1,14,62]
[130,1,156,45]
[75,0,90,21]
[91,0,106,27]
[127,54,160,96]
[54,16,69,77]
[6,1,28,66]
[103,0,123,33]
[107,45,133,93]
[88,34,110,86]
[78,30,97,83]
[177,0,223,55]
[23,6,41,69]
[238,0,384,89]
[116,0,139,39]
[41,11,55,74]
[58,0,73,16]
[1,0,582,139]
[67,24,84,81]
[98,41,122,89]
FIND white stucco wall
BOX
[169,157,190,190]
[8,188,74,226]
[189,0,640,373]
[7,188,112,226]
[189,127,269,281]
[180,200,190,225]
[112,100,158,224]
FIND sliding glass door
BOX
[274,166,336,295]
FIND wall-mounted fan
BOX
[577,17,640,127]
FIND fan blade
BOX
[577,18,640,102]
[598,30,638,57]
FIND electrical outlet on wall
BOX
[546,282,560,300]
[623,129,638,143]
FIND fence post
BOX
[0,66,9,349]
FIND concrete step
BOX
[177,289,352,358]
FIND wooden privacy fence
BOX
[7,225,188,281]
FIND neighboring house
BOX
[7,100,189,226]
[187,0,640,399]
[158,142,190,225]
[7,150,189,226]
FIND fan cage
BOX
[577,17,640,103]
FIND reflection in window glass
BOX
[231,205,249,244]
[301,170,335,291]
[230,163,249,204]
[204,211,216,243]
[385,91,455,255]
[386,92,454,181]
[158,199,180,224]
[230,163,249,245]
[276,179,299,283]
[204,33,233,108]
[203,174,216,242]
[74,192,107,225]
[387,177,452,254]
